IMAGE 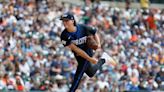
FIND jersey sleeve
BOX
[83,25,97,36]
[60,31,72,47]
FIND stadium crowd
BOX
[0,0,163,92]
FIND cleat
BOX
[100,52,117,66]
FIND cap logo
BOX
[62,14,68,17]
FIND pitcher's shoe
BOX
[100,52,117,66]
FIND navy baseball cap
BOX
[60,12,75,20]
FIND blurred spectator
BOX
[146,11,157,31]
[14,74,25,92]
[19,59,30,76]
[49,55,62,76]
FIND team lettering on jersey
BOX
[72,36,87,45]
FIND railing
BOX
[102,0,164,4]
[58,0,164,9]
